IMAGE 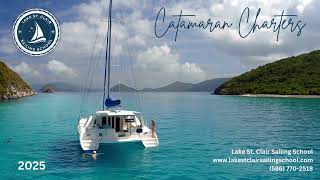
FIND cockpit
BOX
[91,112,143,137]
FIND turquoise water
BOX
[0,92,319,179]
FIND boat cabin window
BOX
[102,117,106,126]
[115,117,120,132]
[112,117,115,128]
[93,115,138,135]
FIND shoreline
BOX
[240,94,320,98]
[0,90,37,100]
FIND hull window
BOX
[108,117,111,126]
[112,117,114,129]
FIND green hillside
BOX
[0,61,35,99]
[214,50,320,95]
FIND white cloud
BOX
[47,60,77,78]
[136,44,206,82]
[181,62,204,74]
[296,0,313,14]
[113,0,144,8]
[0,35,17,54]
[12,62,40,77]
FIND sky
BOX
[0,0,319,89]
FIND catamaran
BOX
[77,0,159,153]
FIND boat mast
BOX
[103,0,113,110]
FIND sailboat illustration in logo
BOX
[29,21,46,44]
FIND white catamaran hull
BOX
[77,111,159,152]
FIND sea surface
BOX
[0,92,319,179]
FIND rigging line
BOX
[112,32,123,99]
[85,25,109,112]
[117,37,137,109]
[81,34,100,111]
[97,94,105,112]
[80,2,107,114]
[79,3,106,117]
[120,9,143,114]
[82,24,105,114]
[121,12,142,114]
[116,33,140,111]
[80,25,100,116]
[83,1,111,112]
[83,20,110,113]
[80,35,100,116]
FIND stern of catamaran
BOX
[78,109,159,151]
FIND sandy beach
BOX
[240,94,320,98]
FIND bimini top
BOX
[95,110,138,116]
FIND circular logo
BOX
[13,9,60,56]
